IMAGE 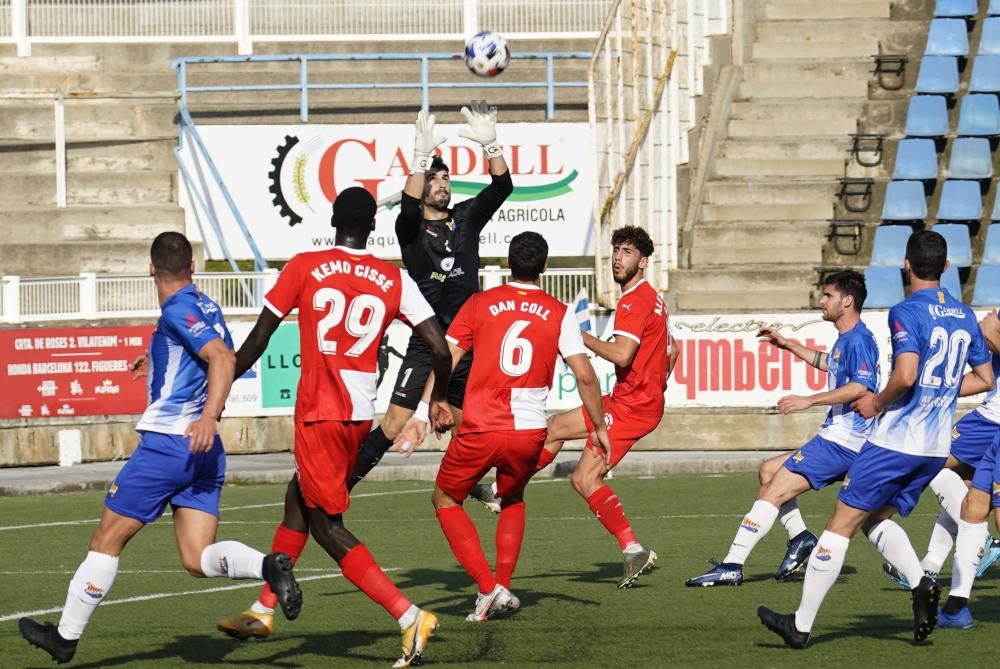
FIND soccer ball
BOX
[464,31,511,77]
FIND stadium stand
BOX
[892,139,938,183]
[935,0,978,20]
[864,266,906,308]
[932,223,973,266]
[973,263,1000,304]
[956,94,1000,137]
[905,95,950,139]
[870,225,912,267]
[915,55,960,94]
[925,18,969,57]
[941,264,964,297]
[937,180,982,223]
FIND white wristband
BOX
[411,151,432,174]
[413,400,429,423]
[483,141,502,159]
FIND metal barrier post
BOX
[2,276,20,323]
[234,0,252,55]
[12,0,29,57]
[463,0,478,40]
[546,54,555,120]
[79,273,98,319]
[300,58,309,122]
[55,94,67,208]
[420,56,430,112]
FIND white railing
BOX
[588,0,730,308]
[2,0,611,56]
[0,268,597,324]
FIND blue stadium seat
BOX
[935,0,977,17]
[970,55,1000,93]
[881,181,928,223]
[916,56,960,95]
[865,267,906,308]
[981,17,1000,54]
[870,225,912,267]
[905,95,950,138]
[932,223,973,266]
[937,179,982,221]
[941,265,963,301]
[948,137,993,179]
[983,224,1000,263]
[992,0,1000,16]
[926,19,969,57]
[973,264,1000,305]
[893,139,939,181]
[957,94,1000,136]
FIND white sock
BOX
[867,519,924,588]
[930,468,969,526]
[250,600,275,615]
[623,542,643,555]
[950,519,989,599]
[921,510,957,573]
[58,551,119,640]
[722,500,779,565]
[491,481,498,496]
[778,499,808,539]
[795,531,850,633]
[199,541,265,579]
[397,604,419,630]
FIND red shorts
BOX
[436,428,546,501]
[294,420,372,515]
[582,395,662,468]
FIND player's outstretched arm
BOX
[582,331,639,368]
[403,109,445,200]
[777,381,868,415]
[758,326,827,370]
[565,353,612,467]
[187,338,236,452]
[459,100,513,224]
[234,308,282,379]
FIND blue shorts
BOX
[837,442,947,516]
[105,431,226,524]
[951,410,1000,469]
[970,432,1000,508]
[783,435,857,490]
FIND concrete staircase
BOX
[0,40,590,276]
[675,0,925,312]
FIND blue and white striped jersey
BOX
[817,321,881,451]
[136,284,233,435]
[974,312,1000,423]
[870,287,991,457]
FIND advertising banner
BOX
[0,326,152,419]
[179,123,595,261]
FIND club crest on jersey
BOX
[938,291,945,304]
[84,581,105,599]
[792,450,805,463]
[952,426,961,441]
[108,482,118,498]
[445,219,456,231]
[740,517,760,533]
[440,257,455,272]
[815,546,833,562]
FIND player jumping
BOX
[758,230,995,647]
[686,271,879,586]
[19,232,302,664]
[218,188,454,668]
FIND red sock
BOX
[495,501,526,588]
[339,544,411,620]
[258,523,309,609]
[436,506,496,594]
[533,448,557,474]
[586,485,638,550]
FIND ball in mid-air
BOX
[464,31,511,77]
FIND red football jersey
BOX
[609,279,669,416]
[264,246,434,422]
[446,281,587,433]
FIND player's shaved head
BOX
[150,231,193,279]
[508,231,548,281]
[906,229,947,281]
[611,225,654,258]
[332,186,377,235]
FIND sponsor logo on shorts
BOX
[84,582,104,599]
[217,557,229,576]
[792,450,805,464]
[108,482,118,498]
[740,517,760,533]
[603,412,614,428]
[816,546,832,562]
[842,475,851,488]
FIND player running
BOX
[18,232,302,664]
[217,188,454,668]
[758,230,995,648]
[686,271,879,587]
[936,309,1000,629]
[395,232,612,621]
[217,102,509,642]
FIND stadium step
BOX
[0,239,193,275]
[672,266,815,311]
[0,139,177,174]
[702,203,833,222]
[764,2,890,21]
[717,140,846,160]
[755,20,925,45]
[0,55,102,73]
[714,158,845,178]
[0,205,185,244]
[739,78,868,99]
[690,222,829,266]
[704,180,837,205]
[728,118,857,138]
[752,41,879,60]
[730,100,865,121]
[741,61,875,82]
[0,171,175,207]
[0,102,178,142]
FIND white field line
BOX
[0,569,397,624]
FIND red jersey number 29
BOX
[313,287,386,356]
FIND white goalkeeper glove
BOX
[459,100,502,159]
[412,109,446,174]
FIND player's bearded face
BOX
[611,243,643,285]
[819,287,843,322]
[423,171,451,211]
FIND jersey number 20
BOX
[919,326,971,389]
[313,287,385,357]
